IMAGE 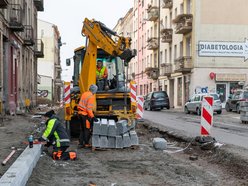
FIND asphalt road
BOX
[143,109,248,149]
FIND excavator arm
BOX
[79,18,136,93]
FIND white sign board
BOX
[198,40,248,61]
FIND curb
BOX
[0,144,42,186]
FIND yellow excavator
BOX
[64,18,137,136]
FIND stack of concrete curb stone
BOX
[92,119,139,149]
[240,101,248,124]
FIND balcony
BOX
[0,0,9,8]
[173,14,193,34]
[160,63,172,76]
[8,4,24,32]
[162,0,173,9]
[174,56,193,73]
[147,37,158,50]
[145,67,159,80]
[22,25,34,46]
[147,4,159,21]
[34,0,44,11]
[34,39,44,58]
[160,28,173,43]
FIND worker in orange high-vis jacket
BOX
[96,60,108,91]
[77,84,99,148]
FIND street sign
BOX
[198,39,248,61]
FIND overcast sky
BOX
[38,0,133,81]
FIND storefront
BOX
[215,73,246,107]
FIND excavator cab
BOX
[72,47,127,93]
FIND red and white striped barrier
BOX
[60,100,63,108]
[130,81,137,106]
[64,82,71,105]
[200,96,213,136]
[136,96,144,119]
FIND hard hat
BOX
[89,84,98,94]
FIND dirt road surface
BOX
[0,111,248,186]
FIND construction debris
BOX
[153,137,167,150]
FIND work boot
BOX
[77,144,85,149]
[84,144,92,148]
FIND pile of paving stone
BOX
[92,119,139,149]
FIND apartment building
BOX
[37,19,62,103]
[0,0,44,114]
[159,0,248,108]
[133,0,157,96]
[121,0,248,108]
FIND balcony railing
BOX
[160,28,173,43]
[0,0,9,8]
[34,0,44,11]
[173,14,193,34]
[162,0,173,9]
[160,63,172,76]
[147,4,159,21]
[34,39,44,58]
[8,4,24,32]
[22,25,34,46]
[145,67,159,80]
[147,37,158,50]
[174,56,193,73]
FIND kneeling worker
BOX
[77,84,99,148]
[39,110,73,160]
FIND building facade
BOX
[159,0,248,108]
[0,0,44,114]
[37,19,62,103]
[118,0,248,109]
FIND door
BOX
[216,83,227,108]
[187,95,195,111]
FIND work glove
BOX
[92,117,99,122]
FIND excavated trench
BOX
[27,120,248,185]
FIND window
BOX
[170,12,172,28]
[180,3,184,14]
[140,85,143,95]
[164,49,167,63]
[160,51,163,63]
[194,95,200,101]
[186,37,191,56]
[180,42,183,57]
[165,16,168,28]
[154,53,157,67]
[174,45,177,60]
[186,0,191,13]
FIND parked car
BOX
[144,91,170,111]
[225,90,248,113]
[184,93,222,115]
